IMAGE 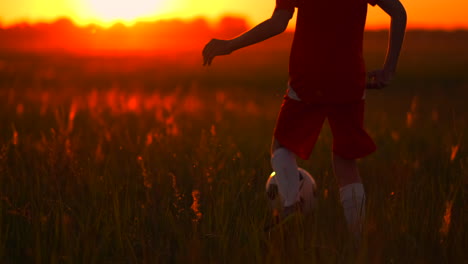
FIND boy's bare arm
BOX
[203,9,292,66]
[368,0,407,89]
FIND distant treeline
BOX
[1,17,467,54]
[0,17,249,54]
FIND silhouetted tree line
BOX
[0,16,249,53]
[1,17,467,54]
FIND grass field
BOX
[0,31,467,263]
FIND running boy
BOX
[203,0,407,244]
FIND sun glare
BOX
[85,0,166,24]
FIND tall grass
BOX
[0,31,467,263]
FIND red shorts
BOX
[274,96,376,160]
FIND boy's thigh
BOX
[273,97,327,160]
[327,100,376,159]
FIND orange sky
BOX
[1,0,467,29]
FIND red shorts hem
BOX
[274,132,312,160]
[332,143,376,160]
[273,96,375,160]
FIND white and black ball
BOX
[265,168,317,214]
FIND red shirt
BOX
[275,0,379,103]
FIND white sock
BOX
[340,183,366,244]
[271,148,300,207]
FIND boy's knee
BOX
[271,147,297,175]
[333,152,360,187]
[271,138,283,156]
[333,152,357,163]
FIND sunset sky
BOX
[1,0,467,29]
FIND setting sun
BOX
[1,0,468,29]
[84,0,167,24]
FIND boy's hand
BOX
[202,39,233,66]
[366,68,394,89]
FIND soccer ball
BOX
[265,168,317,214]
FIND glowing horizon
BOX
[1,0,467,30]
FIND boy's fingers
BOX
[366,79,386,89]
[366,82,379,89]
[203,55,212,66]
[202,51,208,66]
[203,40,217,58]
[202,53,215,66]
[367,71,377,78]
[208,56,214,66]
[203,46,212,59]
[203,43,216,66]
[202,43,211,66]
[202,39,228,66]
[366,70,389,89]
[202,43,210,57]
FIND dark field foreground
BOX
[0,31,467,263]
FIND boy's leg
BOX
[332,153,366,244]
[271,95,326,218]
[270,138,301,216]
[327,101,375,245]
[332,153,361,188]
